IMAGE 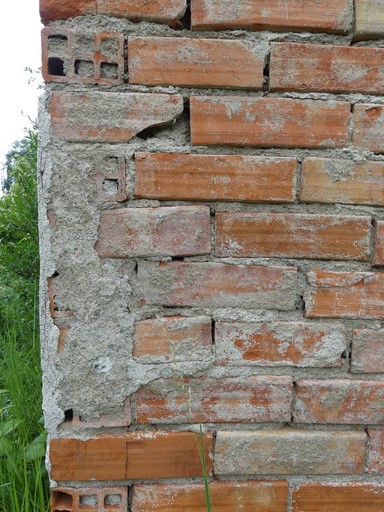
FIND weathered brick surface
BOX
[95,206,211,258]
[91,155,127,203]
[300,158,384,206]
[372,221,384,266]
[50,432,213,481]
[133,316,212,363]
[305,270,384,319]
[132,481,289,512]
[215,429,366,475]
[138,262,297,310]
[51,486,128,512]
[215,213,371,261]
[191,0,352,33]
[292,483,384,511]
[190,97,351,149]
[135,376,293,423]
[40,0,186,24]
[355,0,384,40]
[215,322,346,368]
[135,153,296,203]
[367,429,384,473]
[42,28,124,85]
[351,329,384,374]
[50,92,183,143]
[353,104,384,153]
[270,43,384,95]
[128,37,264,90]
[294,380,384,424]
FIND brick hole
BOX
[75,60,94,77]
[104,493,122,507]
[103,156,119,173]
[47,34,68,53]
[100,62,119,80]
[173,0,191,29]
[52,491,73,511]
[102,179,119,196]
[73,35,94,55]
[171,256,184,261]
[100,37,119,58]
[64,409,74,422]
[79,494,98,508]
[48,57,65,76]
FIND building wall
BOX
[38,1,384,510]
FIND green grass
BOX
[0,304,50,512]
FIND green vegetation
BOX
[0,126,50,511]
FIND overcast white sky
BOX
[0,0,43,175]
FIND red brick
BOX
[132,481,288,512]
[270,43,384,95]
[135,152,296,203]
[135,376,293,423]
[215,321,346,368]
[292,483,384,511]
[138,261,297,310]
[367,429,384,473]
[215,213,370,261]
[190,97,350,149]
[50,432,213,481]
[95,206,211,258]
[215,429,366,475]
[372,221,384,266]
[301,158,384,206]
[50,91,183,143]
[51,486,128,512]
[351,329,384,374]
[294,380,384,424]
[191,0,352,33]
[42,28,124,85]
[128,37,264,90]
[353,104,384,153]
[40,0,186,24]
[47,276,73,319]
[133,316,212,363]
[355,0,384,41]
[305,270,384,319]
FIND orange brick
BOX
[215,213,370,261]
[270,43,384,95]
[292,483,384,511]
[50,91,183,143]
[190,97,350,149]
[215,429,366,475]
[135,376,293,423]
[301,158,384,206]
[42,28,124,85]
[132,481,288,512]
[40,0,186,24]
[128,37,264,90]
[95,206,211,258]
[191,0,352,33]
[50,432,213,481]
[367,429,384,473]
[50,436,126,481]
[135,153,296,203]
[133,316,212,363]
[353,104,384,153]
[305,270,384,319]
[51,486,128,512]
[351,329,384,374]
[294,380,384,424]
[215,321,347,368]
[372,221,384,266]
[138,261,297,310]
[355,0,384,40]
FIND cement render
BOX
[39,13,384,490]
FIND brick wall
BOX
[38,1,384,511]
